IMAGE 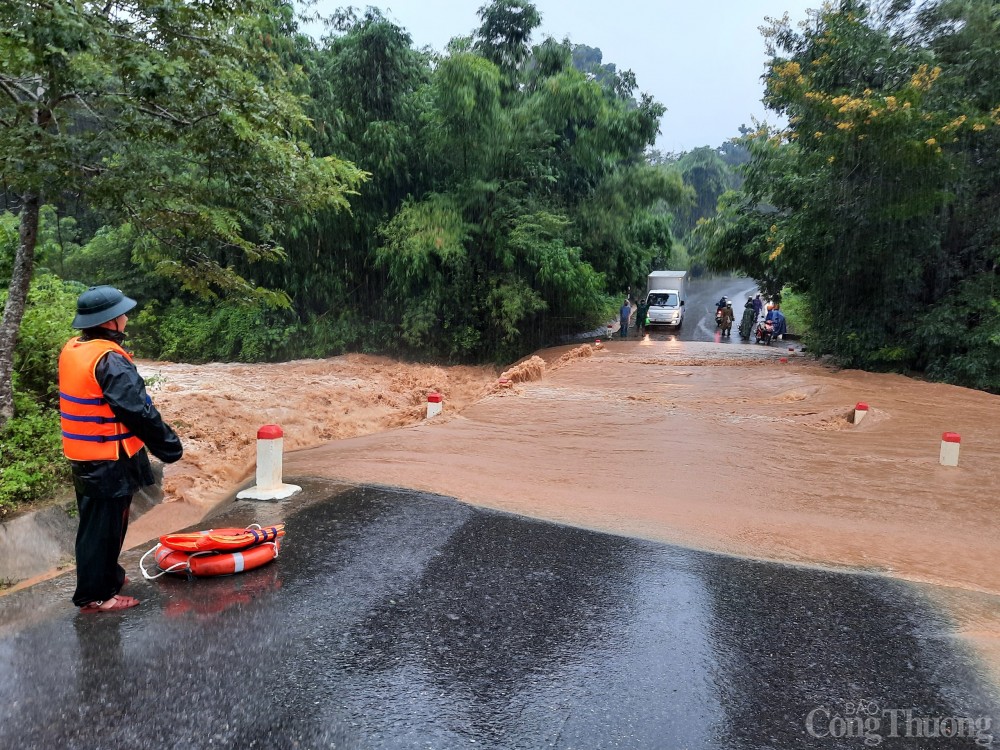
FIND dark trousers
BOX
[72,492,131,606]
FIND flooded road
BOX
[40,297,989,692]
[284,341,1000,600]
[5,274,999,743]
[1,484,996,749]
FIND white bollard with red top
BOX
[426,392,443,419]
[236,424,302,500]
[939,432,961,467]
[853,402,869,425]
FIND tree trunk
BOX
[0,194,41,430]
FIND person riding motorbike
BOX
[720,303,735,336]
[715,296,729,328]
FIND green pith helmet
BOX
[72,286,137,329]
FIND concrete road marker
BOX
[237,424,302,500]
[940,432,961,467]
[854,402,869,425]
[426,392,443,419]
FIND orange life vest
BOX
[58,337,146,460]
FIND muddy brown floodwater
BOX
[130,340,1000,683]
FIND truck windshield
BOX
[647,293,678,307]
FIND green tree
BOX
[370,26,680,360]
[671,148,737,237]
[473,0,541,88]
[705,1,997,380]
[243,8,428,348]
[0,0,364,427]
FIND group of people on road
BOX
[618,290,787,342]
[739,293,788,342]
[719,293,787,342]
[618,296,651,338]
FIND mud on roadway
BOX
[31,339,1000,686]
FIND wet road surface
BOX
[638,275,760,344]
[1,482,996,749]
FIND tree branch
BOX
[137,104,192,126]
[50,91,105,123]
[0,77,28,106]
[3,76,43,101]
[190,109,222,126]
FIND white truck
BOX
[644,270,687,330]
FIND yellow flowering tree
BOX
[705,0,999,386]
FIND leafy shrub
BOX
[7,274,81,402]
[128,295,387,363]
[0,211,18,282]
[778,287,812,338]
[0,274,81,515]
[0,386,69,517]
[285,313,367,359]
[914,274,1000,393]
[60,222,179,307]
[131,299,301,362]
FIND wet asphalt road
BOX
[1,482,996,749]
[635,275,760,344]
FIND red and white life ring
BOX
[159,524,284,553]
[141,538,281,579]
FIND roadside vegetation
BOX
[700,0,999,387]
[1,0,997,515]
[775,288,812,339]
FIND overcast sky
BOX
[305,1,818,154]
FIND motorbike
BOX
[754,318,775,345]
[715,297,730,328]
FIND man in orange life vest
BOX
[59,286,183,612]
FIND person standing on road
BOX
[59,286,183,613]
[635,297,648,336]
[771,303,788,339]
[752,294,763,318]
[619,298,631,338]
[739,297,756,340]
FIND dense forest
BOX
[1,0,998,512]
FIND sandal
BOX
[79,595,140,613]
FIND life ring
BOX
[141,539,281,579]
[159,524,284,553]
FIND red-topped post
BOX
[939,432,961,467]
[426,392,443,419]
[236,424,301,500]
[853,402,869,425]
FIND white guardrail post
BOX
[236,424,302,500]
